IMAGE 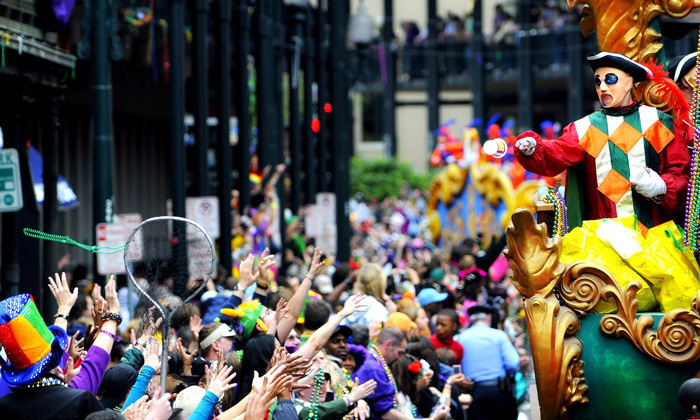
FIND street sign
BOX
[168,197,221,240]
[96,223,127,275]
[96,213,144,275]
[305,193,337,254]
[186,197,220,240]
[0,148,23,212]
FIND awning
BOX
[28,145,79,210]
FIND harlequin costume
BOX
[515,52,690,229]
[668,52,698,147]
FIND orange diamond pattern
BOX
[598,169,631,204]
[643,120,674,153]
[610,121,642,153]
[579,125,609,158]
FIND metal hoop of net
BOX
[123,216,215,390]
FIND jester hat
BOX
[221,300,266,339]
[0,294,68,386]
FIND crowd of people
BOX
[0,160,533,420]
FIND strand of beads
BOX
[685,33,700,251]
[21,377,67,389]
[370,344,398,409]
[309,368,324,419]
[542,186,568,236]
[410,402,419,418]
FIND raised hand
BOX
[338,294,369,319]
[515,136,536,156]
[175,340,197,376]
[48,272,78,316]
[348,378,377,402]
[68,331,83,362]
[143,339,161,372]
[205,364,237,398]
[239,254,259,289]
[83,324,99,351]
[305,248,324,280]
[104,275,120,315]
[146,386,172,420]
[121,395,148,420]
[244,374,275,420]
[275,298,289,325]
[189,314,203,342]
[258,248,276,286]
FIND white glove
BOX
[515,137,537,156]
[630,167,666,198]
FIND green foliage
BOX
[350,157,434,200]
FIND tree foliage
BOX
[350,157,434,200]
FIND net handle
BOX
[122,216,216,392]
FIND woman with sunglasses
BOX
[514,51,690,229]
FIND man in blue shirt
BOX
[455,305,520,420]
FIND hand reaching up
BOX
[48,272,78,316]
[338,294,369,319]
[205,364,237,398]
[146,386,172,420]
[348,378,377,402]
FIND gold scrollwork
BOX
[505,209,565,298]
[558,260,700,364]
[525,295,588,420]
[505,209,586,420]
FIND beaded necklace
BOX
[309,368,324,419]
[370,344,398,409]
[410,401,419,418]
[541,185,568,236]
[685,32,700,251]
[20,377,67,390]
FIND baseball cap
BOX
[313,274,334,295]
[98,364,139,410]
[417,288,448,307]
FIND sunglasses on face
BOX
[595,73,619,86]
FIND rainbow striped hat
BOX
[0,294,68,386]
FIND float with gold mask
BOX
[503,1,700,419]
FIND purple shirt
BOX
[352,351,396,419]
[70,346,110,394]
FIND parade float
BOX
[491,1,700,419]
[428,0,700,418]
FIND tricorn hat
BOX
[668,52,698,84]
[587,52,652,83]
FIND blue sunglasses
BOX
[595,73,619,86]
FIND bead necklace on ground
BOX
[370,343,398,409]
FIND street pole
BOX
[1,87,23,298]
[256,0,277,170]
[316,1,330,192]
[192,0,210,196]
[288,5,305,211]
[303,4,316,204]
[169,0,187,298]
[216,0,233,274]
[272,0,287,258]
[382,0,396,157]
[471,0,485,140]
[567,23,584,122]
[517,0,534,131]
[43,93,63,318]
[427,0,439,150]
[233,0,251,210]
[329,0,350,261]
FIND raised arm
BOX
[48,272,78,331]
[295,294,368,360]
[276,247,324,343]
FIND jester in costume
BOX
[515,52,690,229]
